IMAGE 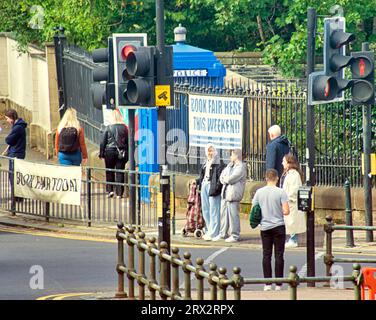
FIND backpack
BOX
[249,203,262,229]
[59,127,79,153]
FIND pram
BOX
[181,179,205,238]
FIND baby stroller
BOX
[181,179,205,238]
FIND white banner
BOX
[14,159,82,206]
[189,94,244,150]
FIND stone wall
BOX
[0,34,59,158]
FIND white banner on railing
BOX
[13,159,82,206]
[188,94,244,150]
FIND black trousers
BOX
[104,149,127,196]
[260,225,286,285]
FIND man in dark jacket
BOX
[5,109,27,159]
[265,125,290,178]
[5,109,27,203]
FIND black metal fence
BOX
[56,38,375,188]
[0,156,161,227]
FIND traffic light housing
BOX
[125,46,157,107]
[112,33,147,108]
[308,17,355,105]
[91,37,115,110]
[350,51,375,105]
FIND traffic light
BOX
[126,46,156,107]
[91,37,115,110]
[308,17,355,105]
[112,33,147,108]
[350,51,375,105]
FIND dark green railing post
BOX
[352,263,362,300]
[10,158,15,216]
[208,263,218,300]
[218,267,228,301]
[232,267,244,300]
[127,226,136,299]
[324,216,334,281]
[115,222,127,298]
[137,232,146,300]
[344,180,355,247]
[288,266,299,300]
[183,252,192,300]
[147,237,158,300]
[195,258,205,300]
[159,241,169,300]
[45,202,50,223]
[171,247,182,299]
[86,167,92,227]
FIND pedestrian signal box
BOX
[298,186,313,212]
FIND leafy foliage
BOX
[0,0,375,76]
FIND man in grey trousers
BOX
[212,149,247,243]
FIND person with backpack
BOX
[265,125,290,178]
[55,108,88,166]
[99,110,129,198]
[251,169,290,291]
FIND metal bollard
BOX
[344,180,355,247]
[171,247,181,299]
[195,258,205,300]
[127,225,136,299]
[183,252,192,300]
[137,232,147,300]
[147,237,158,300]
[232,267,244,300]
[218,267,228,301]
[115,223,127,298]
[288,265,299,300]
[352,263,362,300]
[208,263,218,300]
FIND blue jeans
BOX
[200,180,221,238]
[290,234,298,243]
[58,150,82,166]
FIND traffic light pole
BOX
[156,0,171,288]
[362,41,374,243]
[306,7,316,287]
[128,108,136,225]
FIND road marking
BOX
[179,247,230,289]
[37,292,93,300]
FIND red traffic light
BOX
[120,45,136,61]
[350,56,373,78]
[312,75,338,101]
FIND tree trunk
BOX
[257,15,266,46]
[373,17,376,34]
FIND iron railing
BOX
[56,37,376,189]
[116,223,363,300]
[324,215,376,278]
[0,156,169,228]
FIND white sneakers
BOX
[212,235,223,242]
[285,240,298,248]
[225,236,239,243]
[264,285,282,291]
[202,235,239,243]
[202,234,212,241]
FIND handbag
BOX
[109,125,127,160]
[249,203,262,229]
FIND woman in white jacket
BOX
[280,153,306,248]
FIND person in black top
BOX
[197,144,225,241]
[4,109,27,203]
[99,110,129,198]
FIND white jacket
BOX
[282,169,307,235]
